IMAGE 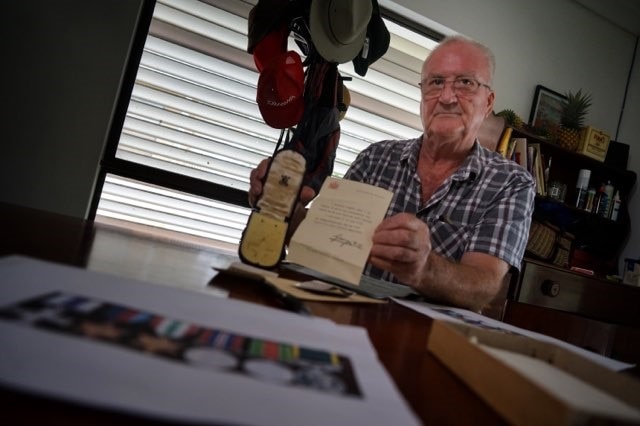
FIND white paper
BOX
[287,177,392,285]
[392,298,633,371]
[0,256,419,426]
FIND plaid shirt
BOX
[344,136,535,282]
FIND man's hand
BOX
[248,158,316,208]
[248,158,270,208]
[369,212,508,311]
[369,213,431,286]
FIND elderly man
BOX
[249,36,535,311]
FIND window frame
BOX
[90,0,444,228]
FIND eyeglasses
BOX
[419,76,492,98]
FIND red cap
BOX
[253,22,289,72]
[257,51,305,129]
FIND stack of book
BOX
[496,129,547,196]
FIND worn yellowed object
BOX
[577,126,610,162]
[239,149,306,269]
[239,211,287,268]
[257,150,306,220]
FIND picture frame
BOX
[528,85,567,131]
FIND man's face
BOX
[420,42,495,146]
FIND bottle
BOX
[610,191,621,221]
[584,187,596,212]
[603,181,615,217]
[549,180,562,201]
[574,169,591,209]
[594,183,609,217]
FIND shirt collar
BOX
[453,140,484,182]
[400,136,422,169]
[402,136,485,182]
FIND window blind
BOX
[96,0,439,247]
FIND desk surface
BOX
[0,202,608,425]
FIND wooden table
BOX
[0,202,559,425]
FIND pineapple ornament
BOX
[496,109,524,129]
[554,89,592,151]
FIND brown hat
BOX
[309,0,373,63]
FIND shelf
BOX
[510,127,637,184]
[535,195,623,225]
[509,126,635,276]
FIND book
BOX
[506,138,518,160]
[496,127,513,157]
[537,150,546,196]
[528,144,538,195]
[512,138,528,169]
[529,143,547,196]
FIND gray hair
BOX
[427,35,496,86]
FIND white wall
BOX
[1,1,144,218]
[618,43,640,265]
[383,0,640,267]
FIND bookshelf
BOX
[507,127,636,276]
[501,129,639,367]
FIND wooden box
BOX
[427,319,640,425]
[577,126,610,162]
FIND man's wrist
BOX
[284,204,308,244]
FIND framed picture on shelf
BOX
[529,85,566,131]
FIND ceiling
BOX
[575,0,640,37]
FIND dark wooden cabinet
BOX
[505,258,640,366]
[510,128,637,276]
[501,129,639,367]
[512,259,640,326]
